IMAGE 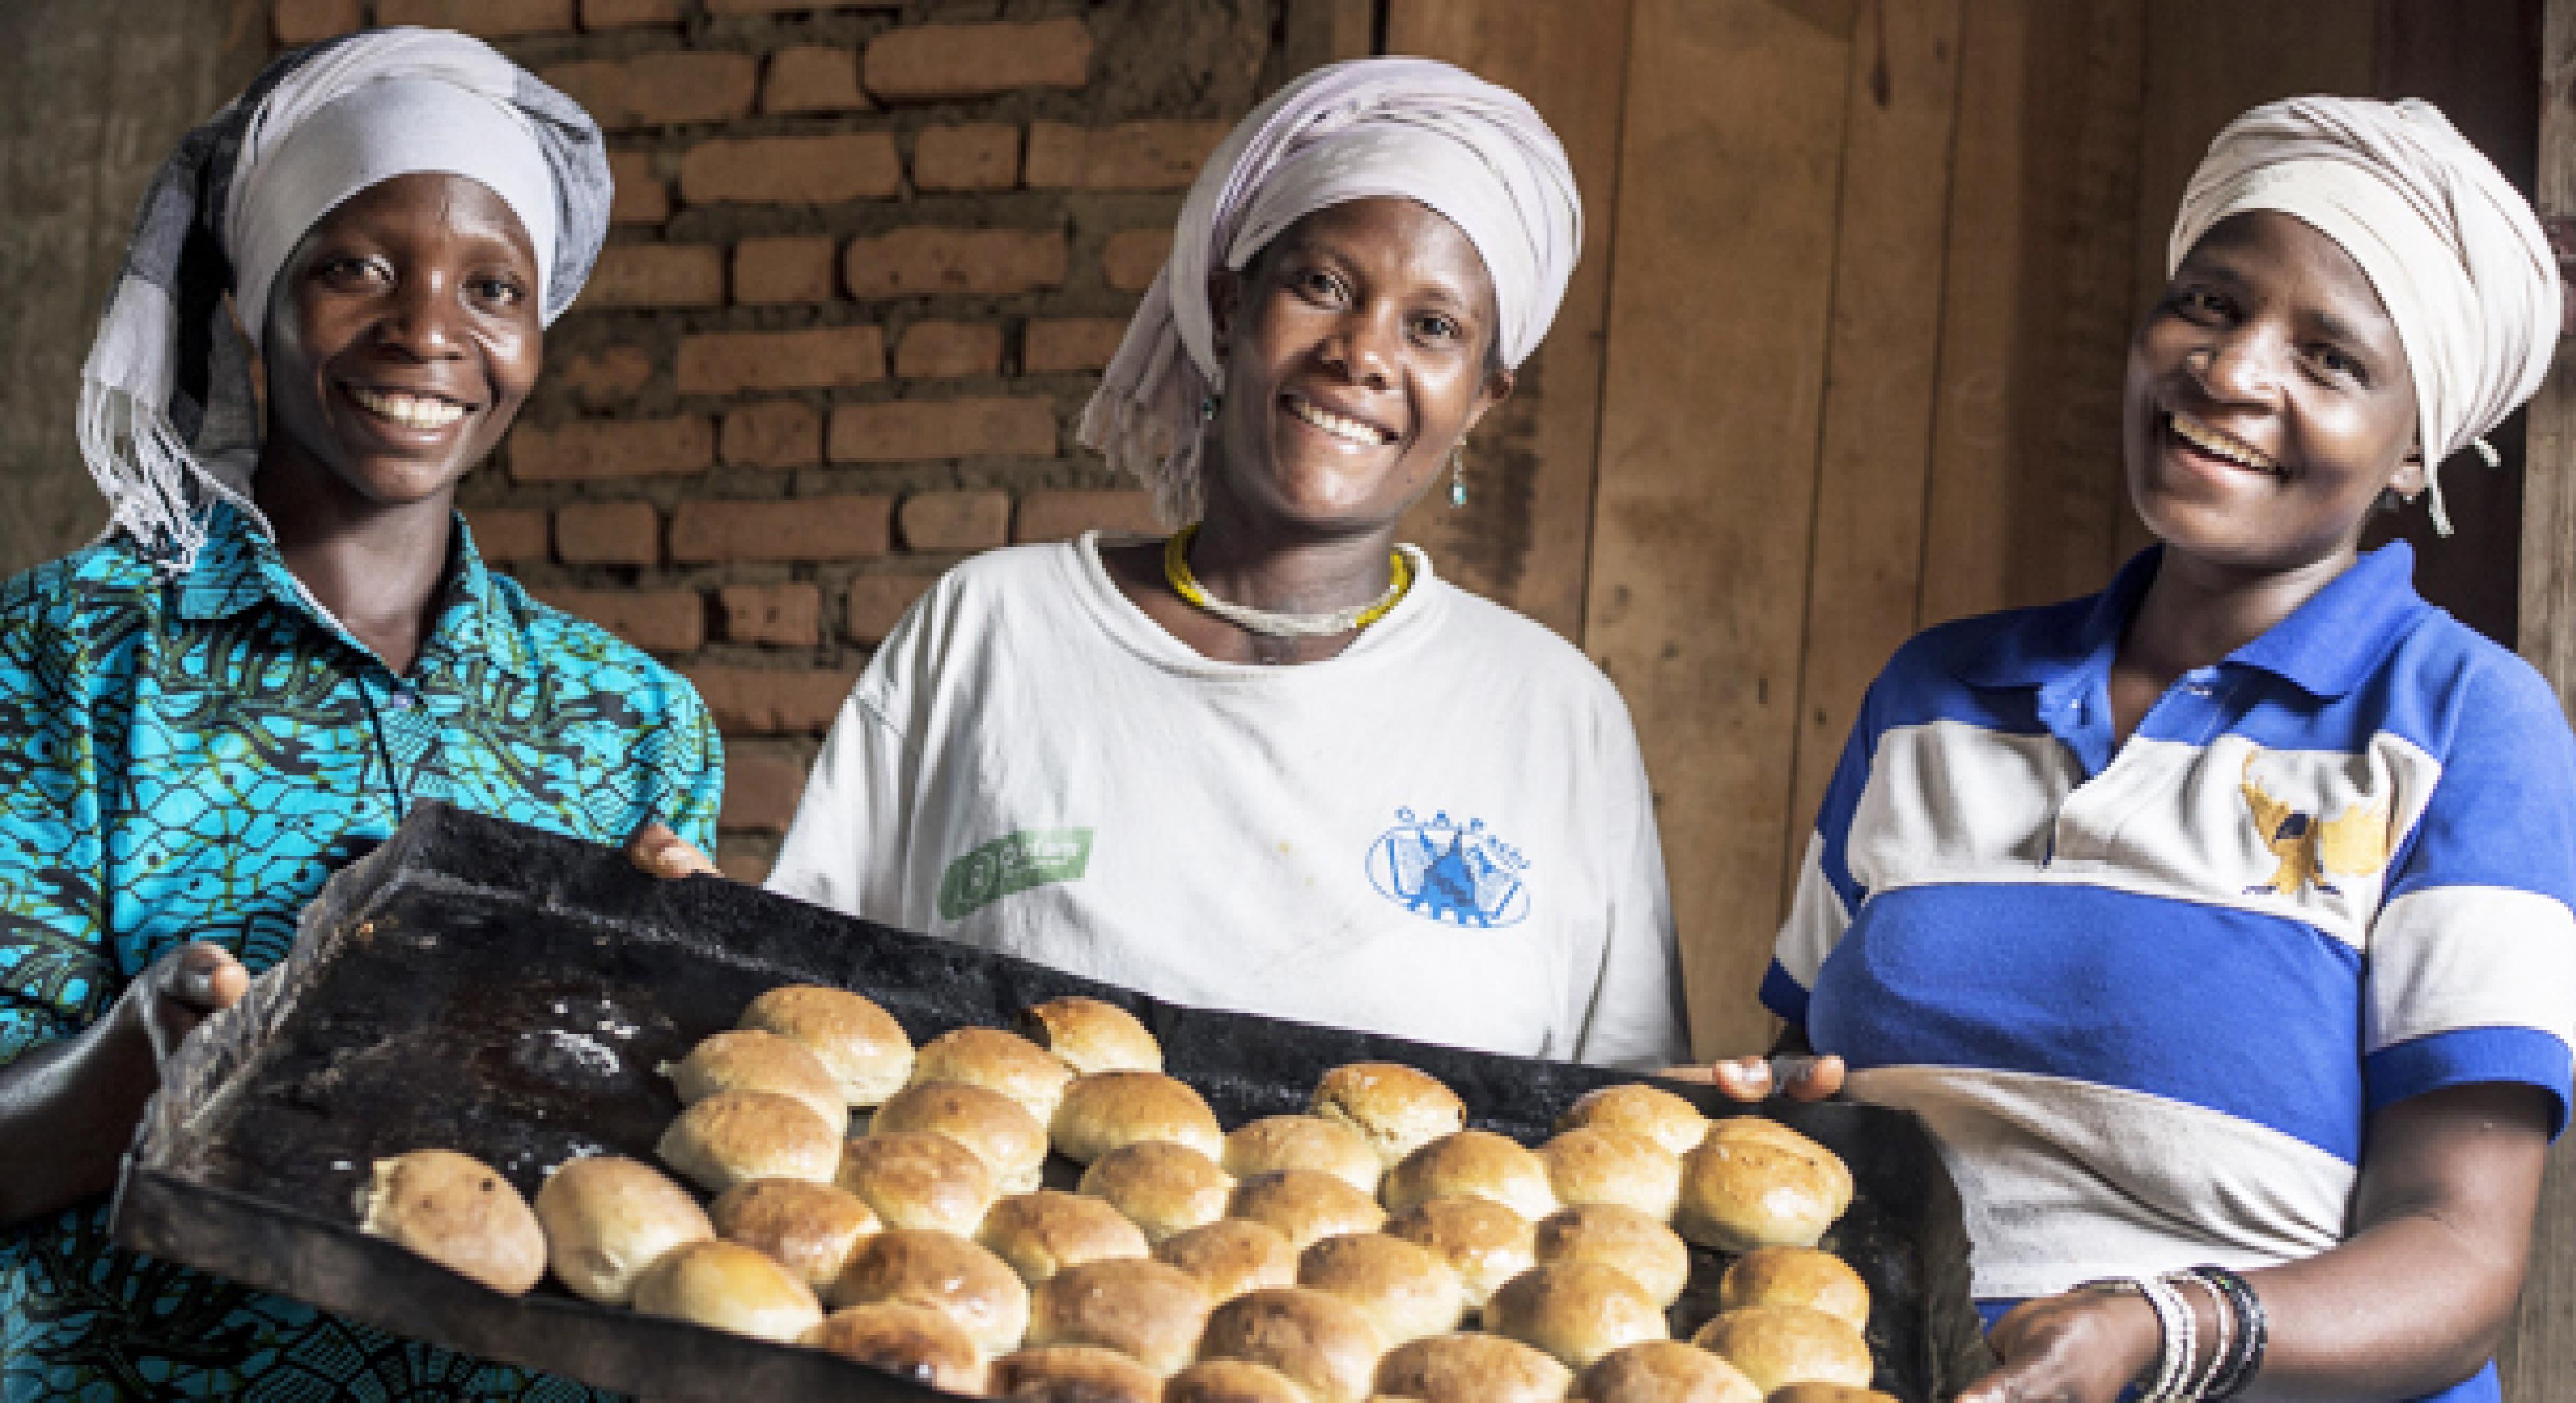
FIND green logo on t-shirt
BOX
[937,828,1095,920]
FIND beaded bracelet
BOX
[2167,1271,2233,1398]
[2191,1265,2268,1400]
[2138,1271,2196,1402]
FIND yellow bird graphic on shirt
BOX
[2241,752,2397,897]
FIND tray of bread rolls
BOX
[114,801,1992,1402]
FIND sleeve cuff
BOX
[1759,958,1811,1028]
[2367,1026,2574,1139]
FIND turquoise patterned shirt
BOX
[0,504,721,1400]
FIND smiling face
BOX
[260,171,543,510]
[1204,197,1513,534]
[2122,209,2424,576]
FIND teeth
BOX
[349,385,467,430]
[1287,396,1387,447]
[2169,412,2277,473]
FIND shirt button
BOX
[387,686,418,712]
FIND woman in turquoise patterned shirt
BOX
[0,31,718,1399]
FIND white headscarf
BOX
[1078,57,1582,525]
[2170,96,2561,536]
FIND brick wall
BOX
[270,0,1366,880]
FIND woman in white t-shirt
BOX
[639,58,1687,1068]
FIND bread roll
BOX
[1689,1305,1873,1395]
[1028,1256,1211,1376]
[1165,1359,1314,1403]
[1224,1114,1383,1195]
[1719,1246,1869,1330]
[1540,1125,1682,1219]
[1383,1195,1535,1311]
[1154,1218,1299,1302]
[1572,1340,1764,1403]
[830,1227,1028,1355]
[739,984,915,1107]
[1675,1129,1850,1252]
[911,1026,1076,1123]
[1021,996,1163,1076]
[836,1130,998,1235]
[978,1189,1151,1285]
[355,1150,545,1295]
[1080,1139,1233,1243]
[988,1344,1163,1401]
[1196,1286,1387,1403]
[874,1080,1050,1195]
[1483,1261,1667,1371]
[1382,1130,1558,1222]
[805,1299,987,1394]
[1051,1071,1224,1164]
[1373,1332,1573,1403]
[1558,1083,1709,1154]
[1705,1117,1853,1204]
[659,1089,842,1194]
[1310,1063,1465,1169]
[1227,1169,1388,1251]
[1764,1385,1899,1403]
[708,1178,880,1295]
[1533,1203,1692,1307]
[1297,1233,1465,1346]
[532,1154,711,1303]
[668,1029,850,1137]
[632,1239,823,1343]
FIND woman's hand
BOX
[1661,1052,1846,1102]
[128,941,250,1065]
[628,821,719,880]
[1957,1289,2161,1403]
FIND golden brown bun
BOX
[830,1226,1030,1356]
[1554,1083,1711,1157]
[1051,1071,1226,1164]
[1165,1358,1315,1403]
[668,1029,851,1137]
[1674,1127,1851,1252]
[988,1344,1163,1401]
[804,1299,987,1394]
[1155,1218,1300,1302]
[835,1130,998,1235]
[1297,1232,1465,1346]
[1483,1261,1668,1370]
[1689,1306,1874,1395]
[1309,1064,1466,1170]
[1373,1331,1573,1403]
[1763,1385,1899,1403]
[874,1080,1050,1195]
[912,1026,1076,1123]
[355,1150,546,1295]
[1705,1118,1854,1204]
[1539,1126,1682,1220]
[1028,1256,1212,1376]
[1224,1115,1383,1196]
[1718,1247,1869,1330]
[1381,1130,1558,1222]
[1196,1286,1388,1403]
[1228,1169,1389,1251]
[532,1154,711,1304]
[708,1178,880,1295]
[1080,1139,1234,1244]
[977,1189,1152,1285]
[1021,996,1163,1076]
[1533,1203,1692,1307]
[632,1239,824,1343]
[739,984,915,1107]
[658,1089,843,1195]
[1383,1195,1535,1311]
[1572,1341,1764,1402]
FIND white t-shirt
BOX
[767,532,1688,1069]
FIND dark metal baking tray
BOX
[114,801,1990,1401]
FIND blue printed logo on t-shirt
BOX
[1365,807,1531,928]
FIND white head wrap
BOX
[1078,57,1582,525]
[79,27,609,571]
[2170,96,2561,536]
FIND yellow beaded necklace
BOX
[1163,525,1414,637]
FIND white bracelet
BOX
[2138,1272,2196,1401]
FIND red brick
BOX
[465,506,549,564]
[685,665,860,733]
[1024,317,1126,374]
[273,0,360,45]
[555,345,655,408]
[716,838,775,885]
[721,582,822,646]
[542,52,757,130]
[679,134,902,207]
[1102,229,1171,294]
[1026,121,1226,191]
[845,572,938,643]
[1014,488,1161,543]
[862,19,1091,102]
[895,321,1002,380]
[733,236,838,306]
[534,586,705,653]
[720,401,823,469]
[582,0,680,27]
[763,45,871,116]
[554,500,661,566]
[843,227,1066,299]
[678,327,885,397]
[723,745,809,832]
[607,151,670,225]
[670,495,893,563]
[510,416,713,482]
[898,491,1011,551]
[580,245,723,309]
[913,124,1019,193]
[377,0,574,37]
[830,397,1057,464]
